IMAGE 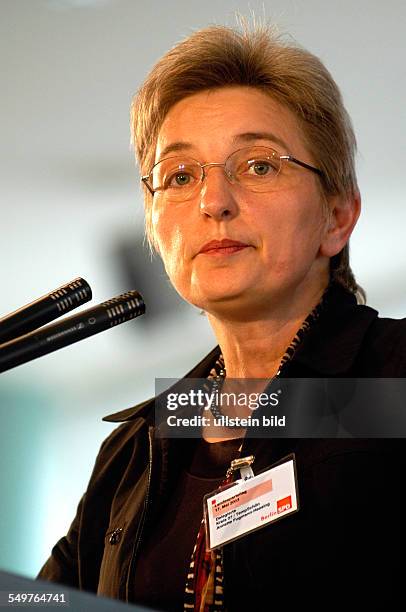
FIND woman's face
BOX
[151,86,332,319]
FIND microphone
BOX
[0,290,145,373]
[0,278,92,344]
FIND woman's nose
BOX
[199,166,239,220]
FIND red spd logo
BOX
[277,495,292,514]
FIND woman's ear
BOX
[320,191,361,257]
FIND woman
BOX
[39,25,406,610]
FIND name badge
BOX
[204,454,299,550]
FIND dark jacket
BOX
[38,286,406,608]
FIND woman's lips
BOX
[198,239,251,256]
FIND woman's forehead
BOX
[154,87,311,163]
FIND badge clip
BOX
[226,455,255,480]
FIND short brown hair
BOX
[131,24,363,299]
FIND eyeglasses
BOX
[141,146,324,202]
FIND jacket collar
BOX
[291,284,378,375]
[103,284,378,423]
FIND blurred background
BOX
[1,0,405,578]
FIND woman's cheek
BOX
[155,222,186,279]
[151,210,172,259]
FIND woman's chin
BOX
[186,283,259,317]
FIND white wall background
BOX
[0,0,405,577]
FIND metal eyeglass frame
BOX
[141,147,324,196]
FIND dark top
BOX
[133,438,242,610]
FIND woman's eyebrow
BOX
[158,131,290,160]
[159,141,194,158]
[233,131,289,151]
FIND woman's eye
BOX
[164,170,197,189]
[248,161,275,176]
[171,172,191,186]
